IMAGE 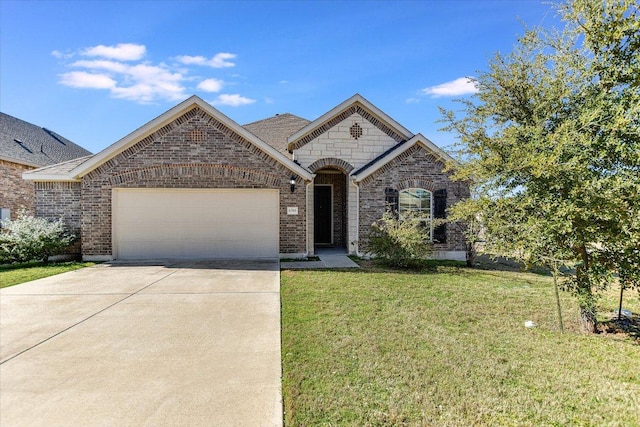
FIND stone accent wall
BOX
[295,113,399,170]
[80,106,307,257]
[290,103,406,151]
[34,181,82,256]
[358,145,470,253]
[0,159,35,216]
[315,171,347,248]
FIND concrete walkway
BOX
[0,260,282,427]
[280,248,359,269]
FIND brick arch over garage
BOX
[308,158,354,174]
[108,164,283,187]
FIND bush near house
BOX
[368,210,433,268]
[0,212,75,264]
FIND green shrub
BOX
[368,210,433,268]
[0,212,75,264]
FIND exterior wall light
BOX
[290,176,297,193]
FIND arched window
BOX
[399,188,432,240]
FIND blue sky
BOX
[0,0,560,154]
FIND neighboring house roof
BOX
[23,96,313,182]
[0,112,91,167]
[287,93,414,153]
[243,113,310,156]
[351,133,456,182]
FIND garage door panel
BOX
[113,189,279,259]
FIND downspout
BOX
[351,178,364,257]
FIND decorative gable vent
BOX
[350,123,363,140]
[189,129,205,142]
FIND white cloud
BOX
[59,71,116,89]
[71,59,128,73]
[111,81,184,103]
[59,57,186,103]
[175,55,206,65]
[51,50,73,59]
[83,43,146,61]
[211,94,255,106]
[56,44,242,104]
[197,78,224,92]
[421,77,478,97]
[176,52,236,68]
[406,97,420,104]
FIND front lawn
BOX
[0,261,95,288]
[281,264,640,426]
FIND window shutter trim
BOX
[433,189,447,243]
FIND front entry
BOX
[314,185,333,245]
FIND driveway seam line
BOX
[0,269,179,366]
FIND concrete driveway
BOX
[0,260,282,427]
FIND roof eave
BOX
[22,172,80,182]
[66,95,313,181]
[0,154,43,168]
[352,134,456,182]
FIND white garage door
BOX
[112,188,279,260]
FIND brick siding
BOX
[0,159,35,216]
[79,106,306,257]
[357,144,470,253]
[34,181,82,256]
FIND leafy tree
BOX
[442,0,640,333]
[0,211,75,264]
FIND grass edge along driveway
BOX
[0,261,96,289]
[281,264,640,426]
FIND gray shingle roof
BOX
[0,112,92,167]
[26,155,93,177]
[243,113,310,155]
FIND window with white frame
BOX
[399,188,432,240]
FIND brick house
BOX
[23,94,469,261]
[0,112,91,222]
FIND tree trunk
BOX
[579,305,598,333]
[576,244,597,333]
[552,261,564,332]
[618,281,624,321]
[466,241,475,268]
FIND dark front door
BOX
[314,185,332,245]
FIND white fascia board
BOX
[21,173,80,182]
[67,95,313,181]
[286,94,414,149]
[21,155,92,182]
[352,134,456,182]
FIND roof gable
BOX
[287,94,413,152]
[0,112,91,167]
[352,133,456,182]
[25,96,312,182]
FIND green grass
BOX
[281,263,640,426]
[0,261,96,288]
